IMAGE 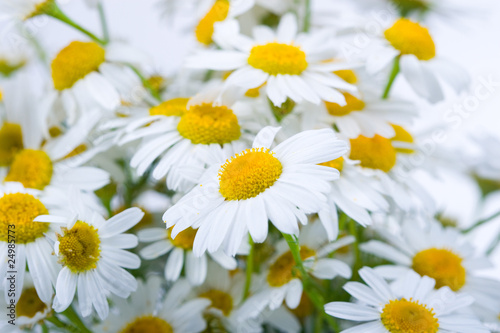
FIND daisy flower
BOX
[186,13,358,106]
[239,222,353,314]
[361,220,500,315]
[0,0,52,23]
[0,182,62,305]
[94,276,210,333]
[138,225,237,286]
[366,18,470,103]
[116,84,257,192]
[163,126,348,256]
[325,266,488,333]
[35,190,145,319]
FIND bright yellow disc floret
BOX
[119,315,173,333]
[349,135,397,172]
[200,289,234,316]
[51,41,105,91]
[177,103,241,145]
[412,248,466,291]
[248,43,308,76]
[57,221,101,273]
[325,93,365,116]
[219,148,283,201]
[0,122,23,166]
[391,124,415,154]
[319,157,344,173]
[384,19,436,61]
[381,298,439,333]
[5,149,53,190]
[267,247,316,287]
[167,227,197,250]
[17,287,47,318]
[195,0,230,45]
[0,193,50,244]
[149,98,190,117]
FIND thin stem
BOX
[128,65,162,102]
[463,210,500,234]
[62,306,92,333]
[486,233,500,256]
[382,55,401,99]
[349,218,361,281]
[97,2,110,43]
[44,2,106,45]
[41,322,49,333]
[304,0,312,32]
[243,235,255,300]
[46,316,79,332]
[282,233,339,332]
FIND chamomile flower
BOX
[117,84,256,192]
[138,225,237,286]
[325,267,488,333]
[36,191,145,319]
[94,276,210,333]
[0,182,62,304]
[361,220,500,315]
[366,18,470,103]
[186,13,358,106]
[163,126,348,256]
[0,0,53,23]
[239,222,353,314]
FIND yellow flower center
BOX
[119,315,173,333]
[17,287,47,318]
[200,289,234,316]
[177,103,241,145]
[245,83,265,98]
[25,0,54,19]
[195,0,230,45]
[325,93,365,116]
[0,122,23,166]
[349,135,397,172]
[412,248,466,291]
[289,293,313,319]
[0,59,26,76]
[146,75,165,92]
[248,43,308,76]
[391,124,415,154]
[0,193,49,244]
[149,98,189,117]
[51,41,105,91]
[267,247,316,287]
[381,298,438,333]
[58,221,101,273]
[167,227,197,250]
[5,149,53,190]
[384,19,436,61]
[218,148,283,201]
[319,157,344,173]
[334,69,358,84]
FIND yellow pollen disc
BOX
[334,69,358,84]
[64,144,87,159]
[412,248,466,291]
[51,41,105,91]
[0,89,2,101]
[325,93,365,116]
[391,124,415,154]
[48,126,63,138]
[177,103,241,145]
[248,42,308,76]
[289,293,313,318]
[267,247,316,287]
[384,19,436,61]
[167,227,197,250]
[17,287,47,318]
[219,148,283,201]
[195,0,230,45]
[200,289,234,316]
[0,122,23,166]
[245,83,266,98]
[58,221,101,273]
[349,135,397,172]
[119,315,173,333]
[319,157,344,173]
[147,75,165,92]
[381,298,439,333]
[0,193,49,244]
[5,149,53,190]
[149,98,189,117]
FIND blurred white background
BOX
[12,0,500,275]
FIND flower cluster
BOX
[0,0,499,332]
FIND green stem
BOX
[382,55,401,99]
[304,0,312,32]
[243,235,255,300]
[46,316,79,333]
[486,233,500,256]
[62,306,92,333]
[41,322,49,333]
[97,2,110,43]
[43,2,107,45]
[128,65,162,102]
[282,233,339,332]
[349,219,361,280]
[463,210,500,234]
